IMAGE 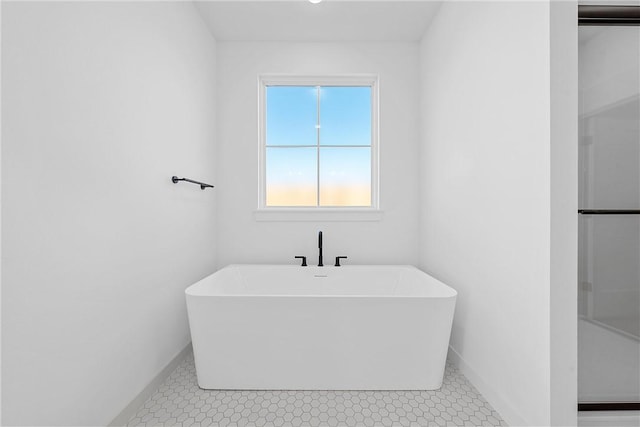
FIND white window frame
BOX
[256,75,381,222]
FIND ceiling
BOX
[193,1,443,42]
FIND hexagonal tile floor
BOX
[127,353,506,427]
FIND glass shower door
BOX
[578,15,640,409]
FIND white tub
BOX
[185,264,457,390]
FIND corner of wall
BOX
[447,347,529,427]
[550,0,579,425]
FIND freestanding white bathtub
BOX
[185,264,457,390]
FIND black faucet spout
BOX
[318,231,323,267]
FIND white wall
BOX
[216,42,420,267]
[419,1,576,425]
[0,2,3,423]
[0,2,3,425]
[550,1,578,424]
[1,2,217,425]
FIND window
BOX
[259,76,378,211]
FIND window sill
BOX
[253,209,384,222]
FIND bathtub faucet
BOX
[318,231,323,267]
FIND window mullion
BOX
[316,85,321,207]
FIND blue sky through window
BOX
[266,86,317,146]
[320,87,371,146]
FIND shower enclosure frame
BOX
[577,4,640,413]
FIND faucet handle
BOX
[295,256,307,267]
[335,256,348,267]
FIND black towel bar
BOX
[171,176,214,190]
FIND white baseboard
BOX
[447,346,528,427]
[109,344,193,426]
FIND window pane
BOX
[266,147,317,206]
[319,147,371,206]
[320,87,371,146]
[266,86,317,146]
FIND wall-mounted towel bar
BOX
[171,176,214,190]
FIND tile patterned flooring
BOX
[127,353,506,427]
